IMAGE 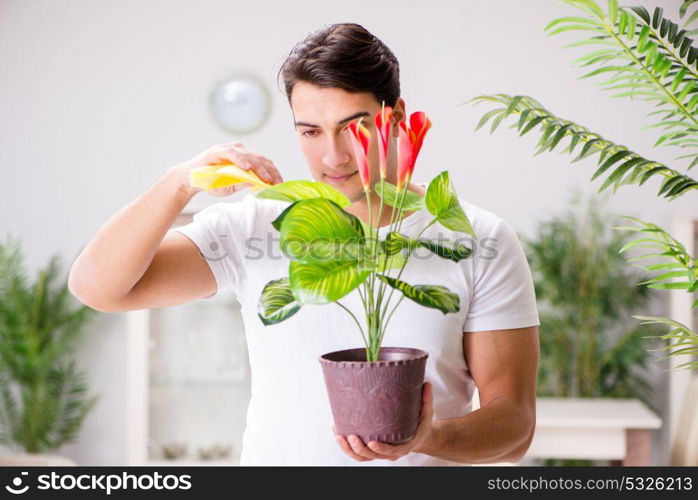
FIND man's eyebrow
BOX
[294,111,370,128]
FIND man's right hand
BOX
[170,142,284,197]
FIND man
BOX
[68,22,540,466]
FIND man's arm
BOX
[416,325,539,464]
[68,143,282,312]
[68,167,216,312]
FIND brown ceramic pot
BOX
[319,346,428,445]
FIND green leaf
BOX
[517,109,531,131]
[257,277,301,325]
[573,138,603,162]
[375,274,460,314]
[425,171,477,238]
[680,0,698,18]
[590,150,633,181]
[626,13,637,40]
[647,282,690,290]
[383,233,473,262]
[276,198,365,263]
[475,108,506,132]
[415,239,474,262]
[678,80,696,102]
[579,65,640,80]
[383,232,420,255]
[257,179,350,207]
[639,270,693,286]
[637,24,650,51]
[599,156,645,192]
[548,124,573,151]
[630,6,651,25]
[618,8,627,34]
[547,24,605,36]
[544,16,602,31]
[289,259,370,305]
[520,116,546,136]
[374,180,425,211]
[608,0,619,25]
[652,6,663,30]
[567,0,606,19]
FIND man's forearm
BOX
[416,396,535,464]
[68,167,196,306]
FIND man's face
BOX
[290,81,401,203]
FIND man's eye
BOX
[302,130,318,138]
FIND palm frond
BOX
[0,235,99,452]
[612,215,697,293]
[634,315,698,370]
[680,0,698,31]
[41,362,98,450]
[0,372,20,448]
[548,1,698,169]
[464,93,698,199]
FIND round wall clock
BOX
[209,73,271,134]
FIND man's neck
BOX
[346,181,426,229]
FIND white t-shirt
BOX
[173,182,540,466]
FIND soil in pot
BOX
[319,346,428,445]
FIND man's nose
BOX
[322,137,352,169]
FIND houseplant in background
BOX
[525,192,664,465]
[0,235,98,465]
[467,0,698,371]
[251,105,477,444]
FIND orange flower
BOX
[348,118,372,191]
[397,111,432,189]
[397,121,415,189]
[374,103,393,179]
[410,111,432,160]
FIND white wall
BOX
[1,0,693,465]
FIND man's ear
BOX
[391,97,407,133]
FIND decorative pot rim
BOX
[319,346,428,367]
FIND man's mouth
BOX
[325,171,357,184]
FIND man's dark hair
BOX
[277,23,400,109]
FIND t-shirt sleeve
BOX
[172,195,255,300]
[462,218,540,332]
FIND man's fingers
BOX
[335,434,371,462]
[209,146,274,184]
[331,384,434,463]
[422,381,433,420]
[261,158,283,184]
[346,434,395,461]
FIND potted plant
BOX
[254,105,477,444]
[0,235,98,465]
[525,192,666,465]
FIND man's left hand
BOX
[333,381,433,462]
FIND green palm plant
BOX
[0,235,98,453]
[467,0,698,370]
[526,192,661,408]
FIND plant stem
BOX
[602,15,698,129]
[379,217,437,330]
[335,300,368,350]
[374,179,411,327]
[379,294,406,347]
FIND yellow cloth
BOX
[189,164,272,192]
